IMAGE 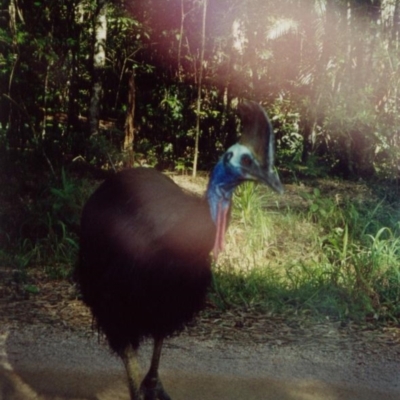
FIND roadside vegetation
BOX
[213,181,400,323]
[1,161,399,325]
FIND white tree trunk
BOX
[89,0,108,136]
[192,0,207,177]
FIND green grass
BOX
[211,181,400,323]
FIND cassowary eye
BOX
[241,154,253,167]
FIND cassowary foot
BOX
[140,375,172,400]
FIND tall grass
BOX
[212,181,400,322]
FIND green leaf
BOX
[24,285,40,294]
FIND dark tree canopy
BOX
[1,0,399,179]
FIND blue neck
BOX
[206,158,242,223]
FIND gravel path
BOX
[1,323,399,400]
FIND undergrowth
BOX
[0,168,95,281]
[1,168,400,325]
[211,181,400,323]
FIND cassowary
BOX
[75,100,283,400]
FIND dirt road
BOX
[1,323,399,400]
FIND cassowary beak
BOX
[266,170,284,194]
[250,164,284,194]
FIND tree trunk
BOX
[192,0,207,177]
[123,68,136,167]
[246,27,259,95]
[5,0,20,132]
[177,0,185,82]
[89,0,108,137]
[66,1,83,134]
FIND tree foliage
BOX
[0,0,400,179]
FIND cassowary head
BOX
[237,100,283,194]
[207,100,284,258]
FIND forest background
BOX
[1,0,400,324]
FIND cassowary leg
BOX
[140,337,171,400]
[122,345,142,400]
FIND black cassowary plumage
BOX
[75,100,283,400]
[78,168,214,352]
